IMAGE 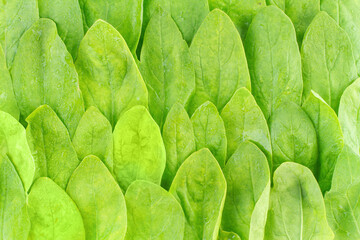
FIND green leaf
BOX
[208,0,266,40]
[0,110,34,191]
[113,106,166,191]
[169,148,227,240]
[28,177,86,240]
[161,103,196,190]
[218,230,241,240]
[301,11,357,112]
[75,19,148,127]
[222,141,270,240]
[66,155,127,240]
[267,0,320,45]
[338,78,360,155]
[170,0,209,44]
[38,0,84,59]
[72,106,113,172]
[221,88,272,166]
[125,180,185,240]
[0,154,30,240]
[191,101,227,168]
[265,162,334,239]
[11,18,85,137]
[0,45,19,119]
[78,0,142,53]
[189,9,251,114]
[0,0,38,68]
[139,8,195,128]
[245,6,302,120]
[269,102,318,174]
[26,105,80,190]
[325,146,360,239]
[302,91,344,193]
[138,0,171,55]
[321,0,360,75]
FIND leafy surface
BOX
[72,106,113,172]
[161,103,196,189]
[28,177,85,240]
[170,148,227,240]
[245,6,302,120]
[78,0,142,53]
[170,0,209,44]
[301,11,357,112]
[0,154,30,240]
[222,141,270,240]
[38,0,84,59]
[302,91,344,193]
[67,155,127,240]
[208,0,266,40]
[221,88,272,165]
[269,102,318,174]
[324,146,360,239]
[26,105,80,190]
[113,106,166,191]
[0,110,34,191]
[265,162,334,239]
[0,45,19,119]
[338,78,360,155]
[75,20,147,127]
[139,8,195,128]
[0,0,38,68]
[321,0,360,75]
[191,101,227,168]
[125,180,185,240]
[189,9,251,114]
[11,18,84,137]
[267,0,320,45]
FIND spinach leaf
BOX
[221,88,272,166]
[245,6,302,120]
[139,8,195,128]
[11,18,84,137]
[191,101,227,168]
[138,0,171,56]
[75,19,148,128]
[28,177,86,240]
[170,0,209,44]
[321,0,360,75]
[26,105,80,190]
[169,148,227,240]
[0,154,30,240]
[189,9,251,114]
[38,0,84,59]
[72,106,113,173]
[338,78,360,155]
[301,11,357,112]
[161,103,196,190]
[208,0,266,40]
[0,110,34,191]
[269,102,318,174]
[324,146,360,239]
[0,0,38,68]
[113,106,166,191]
[267,0,320,45]
[66,155,127,240]
[302,91,344,193]
[222,141,270,240]
[78,0,142,54]
[125,180,185,240]
[265,162,334,239]
[218,230,241,240]
[0,45,19,119]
